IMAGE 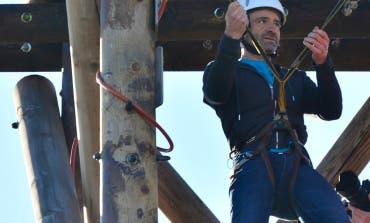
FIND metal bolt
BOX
[330,38,341,49]
[93,152,102,160]
[156,154,170,161]
[21,12,32,23]
[202,40,213,50]
[11,122,19,129]
[126,153,139,165]
[131,62,141,72]
[103,71,113,78]
[213,8,225,19]
[20,42,32,53]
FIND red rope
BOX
[96,71,174,153]
[158,0,168,21]
[70,136,78,177]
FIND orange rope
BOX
[70,136,78,177]
[96,71,174,153]
[158,0,168,21]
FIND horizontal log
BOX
[0,1,368,72]
[278,38,370,71]
[158,0,370,41]
[0,3,68,42]
[0,1,368,43]
[158,161,220,223]
[0,38,368,72]
[0,42,62,71]
[160,38,370,71]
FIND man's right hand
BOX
[224,1,249,40]
[348,195,370,223]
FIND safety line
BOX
[242,0,349,112]
[96,71,174,153]
[70,136,78,178]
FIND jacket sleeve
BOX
[303,56,343,120]
[203,34,241,105]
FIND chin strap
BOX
[241,35,278,58]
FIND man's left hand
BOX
[303,26,329,65]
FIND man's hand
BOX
[303,26,329,65]
[348,195,370,223]
[224,1,249,40]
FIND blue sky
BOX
[0,0,369,222]
[1,71,369,223]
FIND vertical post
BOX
[61,42,84,217]
[13,75,82,223]
[100,0,157,222]
[65,0,101,222]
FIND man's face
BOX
[244,9,282,55]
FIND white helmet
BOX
[238,0,287,25]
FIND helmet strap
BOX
[241,38,278,58]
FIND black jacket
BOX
[203,35,342,149]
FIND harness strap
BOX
[281,116,310,209]
[232,113,310,211]
[252,122,276,188]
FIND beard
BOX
[259,32,279,54]
[244,31,280,55]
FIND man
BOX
[202,0,350,222]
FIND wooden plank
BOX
[0,42,62,71]
[0,3,67,42]
[158,0,370,41]
[0,1,368,72]
[158,161,220,223]
[13,75,82,223]
[65,0,101,221]
[0,38,368,72]
[277,39,370,71]
[317,97,370,185]
[161,39,370,71]
[0,0,367,43]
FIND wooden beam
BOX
[158,161,220,222]
[158,0,370,41]
[0,1,369,72]
[277,39,370,71]
[65,0,101,221]
[0,42,62,71]
[0,3,67,42]
[161,39,370,71]
[0,0,368,43]
[0,37,368,72]
[317,97,370,185]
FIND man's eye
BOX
[274,22,282,28]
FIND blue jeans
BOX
[229,152,350,223]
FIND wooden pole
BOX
[13,75,82,223]
[65,0,101,222]
[100,0,157,222]
[60,42,85,217]
[317,97,370,185]
[158,161,220,222]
